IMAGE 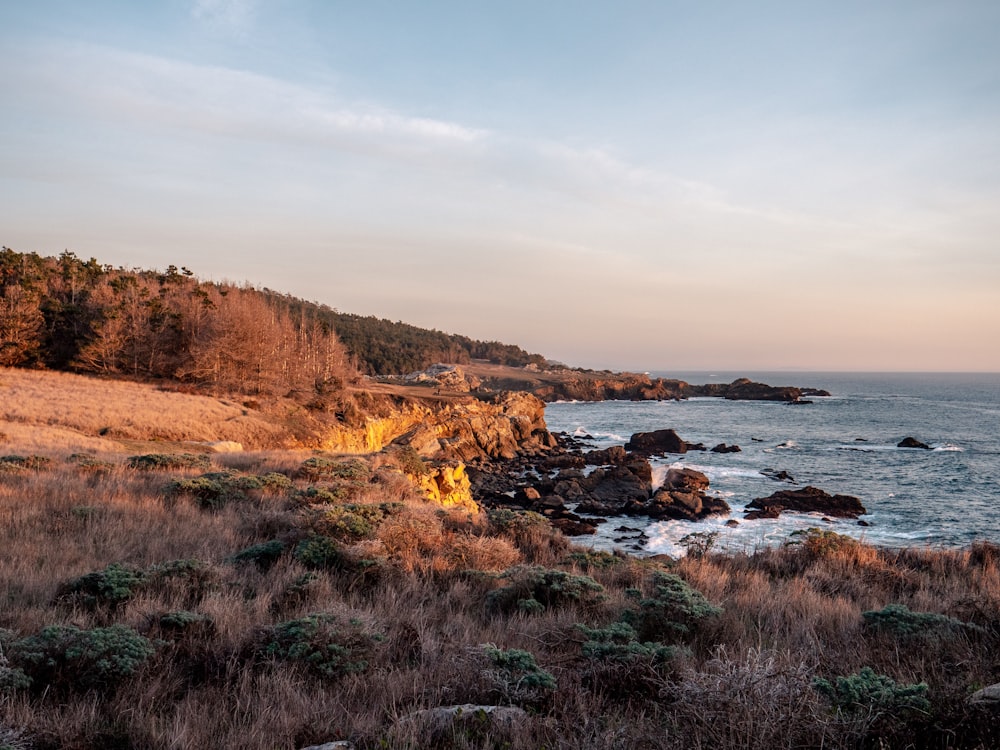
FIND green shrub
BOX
[168,471,266,509]
[314,503,397,541]
[0,665,31,693]
[293,536,345,570]
[623,571,721,643]
[158,611,215,638]
[0,454,50,472]
[228,540,288,571]
[486,509,550,536]
[392,445,429,476]
[67,453,115,472]
[258,472,294,493]
[482,645,556,704]
[10,624,155,693]
[263,613,380,678]
[787,527,859,557]
[128,453,211,471]
[487,565,605,614]
[298,457,371,481]
[270,573,322,614]
[56,563,146,610]
[813,667,930,716]
[576,622,680,663]
[565,550,624,570]
[862,603,977,638]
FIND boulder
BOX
[662,467,710,492]
[969,683,1000,712]
[583,464,652,503]
[584,445,628,465]
[711,443,741,453]
[624,428,687,455]
[898,436,931,450]
[401,704,529,732]
[746,486,866,519]
[550,517,598,536]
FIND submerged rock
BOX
[898,436,931,450]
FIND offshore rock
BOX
[584,445,628,465]
[746,486,866,519]
[662,467,710,492]
[624,428,687,455]
[711,443,741,453]
[898,436,931,450]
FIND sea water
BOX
[543,372,1000,556]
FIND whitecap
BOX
[932,444,964,452]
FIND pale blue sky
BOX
[2,1,998,371]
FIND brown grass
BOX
[0,417,999,748]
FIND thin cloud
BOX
[191,0,257,35]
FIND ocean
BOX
[543,372,1000,557]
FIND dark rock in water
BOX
[583,445,627,465]
[787,399,813,405]
[539,453,586,470]
[858,520,870,527]
[744,506,783,520]
[746,486,866,519]
[550,518,597,536]
[725,519,739,527]
[761,468,795,483]
[751,437,764,442]
[625,428,687,455]
[711,443,741,453]
[648,488,730,521]
[583,463,652,503]
[898,436,931,450]
[855,437,868,442]
[685,442,707,451]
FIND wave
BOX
[833,443,965,453]
[572,426,625,441]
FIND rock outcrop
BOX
[412,462,479,513]
[745,486,866,519]
[405,363,481,392]
[321,391,554,462]
[624,429,687,455]
[898,436,931,450]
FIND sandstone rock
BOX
[415,463,479,513]
[898,436,931,450]
[520,487,541,501]
[551,518,597,536]
[746,486,866,519]
[624,428,687,455]
[404,363,480,392]
[662,467,710,492]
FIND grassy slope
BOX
[0,371,998,749]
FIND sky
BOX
[1,1,999,372]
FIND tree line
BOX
[0,248,353,398]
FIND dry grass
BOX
[0,425,999,748]
[0,367,295,450]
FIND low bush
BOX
[293,535,345,570]
[9,624,156,693]
[228,540,288,571]
[128,453,211,471]
[313,503,398,541]
[297,456,371,481]
[56,563,146,610]
[862,603,978,638]
[623,571,721,643]
[168,471,270,509]
[482,644,556,705]
[487,565,605,614]
[577,621,680,663]
[813,666,930,717]
[0,455,51,472]
[262,613,382,678]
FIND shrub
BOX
[10,624,156,693]
[168,471,265,509]
[482,644,556,704]
[678,531,719,559]
[0,454,50,472]
[128,453,211,471]
[813,667,930,717]
[565,550,624,570]
[262,613,380,678]
[145,559,216,604]
[314,503,396,541]
[862,603,977,638]
[576,622,680,663]
[56,563,146,610]
[487,565,605,614]
[67,453,115,472]
[257,471,294,493]
[228,540,288,571]
[392,445,429,476]
[623,571,721,643]
[0,665,31,693]
[158,611,215,639]
[293,536,345,571]
[787,527,859,557]
[297,456,371,481]
[270,573,322,615]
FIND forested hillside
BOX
[0,248,548,390]
[0,248,353,397]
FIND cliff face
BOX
[320,391,555,461]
